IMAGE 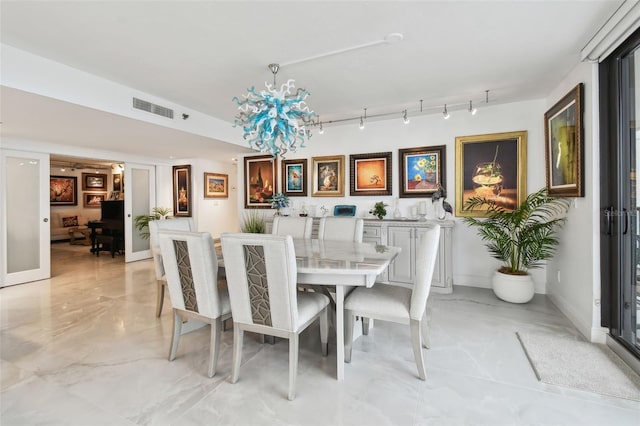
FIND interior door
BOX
[0,150,50,286]
[124,162,155,262]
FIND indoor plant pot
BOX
[463,188,569,303]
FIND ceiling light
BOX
[359,116,365,130]
[60,168,66,172]
[403,109,410,124]
[442,104,450,120]
[469,100,477,115]
[233,63,316,157]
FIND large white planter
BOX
[492,271,534,303]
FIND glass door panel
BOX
[124,163,155,262]
[1,150,50,286]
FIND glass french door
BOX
[0,150,50,286]
[124,162,155,262]
[600,30,640,359]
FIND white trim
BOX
[581,0,640,62]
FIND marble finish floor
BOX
[1,243,640,425]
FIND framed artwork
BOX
[82,173,107,190]
[545,83,584,197]
[398,145,446,198]
[83,192,107,208]
[50,176,77,206]
[312,155,345,197]
[172,164,192,217]
[349,152,392,196]
[244,155,277,208]
[112,173,122,192]
[282,159,308,197]
[455,131,527,217]
[204,172,228,199]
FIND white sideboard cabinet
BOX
[265,217,454,293]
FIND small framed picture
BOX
[112,173,122,192]
[204,172,228,198]
[282,159,307,197]
[84,192,107,208]
[312,155,345,197]
[349,152,392,196]
[173,165,192,217]
[82,173,107,190]
[398,145,446,198]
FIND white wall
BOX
[545,62,605,343]
[237,98,550,292]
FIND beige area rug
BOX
[516,332,640,401]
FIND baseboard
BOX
[547,291,596,342]
[454,274,491,289]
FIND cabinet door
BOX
[363,224,382,244]
[388,226,415,285]
[415,227,444,288]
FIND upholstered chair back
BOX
[149,217,195,280]
[410,225,441,321]
[159,230,225,320]
[221,233,300,332]
[271,216,313,239]
[317,217,364,242]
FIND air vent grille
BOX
[132,97,174,119]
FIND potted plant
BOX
[241,210,265,233]
[369,201,388,220]
[134,207,172,239]
[462,188,569,303]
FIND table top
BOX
[291,239,400,277]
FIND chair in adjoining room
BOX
[220,233,329,401]
[317,217,364,242]
[148,218,195,317]
[343,224,441,380]
[271,216,313,239]
[158,230,231,378]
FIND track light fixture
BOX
[403,109,410,124]
[442,104,450,120]
[319,121,324,134]
[359,116,365,130]
[469,100,477,115]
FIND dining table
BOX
[216,237,400,380]
[290,238,401,381]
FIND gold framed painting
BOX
[204,172,228,199]
[545,83,584,197]
[349,151,392,196]
[455,131,527,217]
[311,155,345,197]
[244,155,277,208]
[82,173,107,190]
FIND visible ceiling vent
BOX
[132,97,174,119]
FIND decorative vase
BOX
[274,209,281,217]
[492,271,534,303]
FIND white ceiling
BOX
[0,0,623,162]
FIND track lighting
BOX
[442,104,450,120]
[403,109,410,124]
[359,116,365,130]
[469,100,477,115]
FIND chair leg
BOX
[410,319,426,380]
[231,325,243,384]
[361,317,370,335]
[421,311,431,349]
[207,318,222,378]
[344,309,354,363]
[156,280,165,318]
[320,307,328,356]
[288,334,299,401]
[169,310,183,361]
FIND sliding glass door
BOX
[600,30,640,359]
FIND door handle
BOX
[623,208,629,235]
[605,206,614,235]
[43,218,48,223]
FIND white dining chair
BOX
[149,217,195,317]
[158,230,232,378]
[317,217,364,242]
[271,216,313,239]
[344,224,441,380]
[221,232,329,401]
